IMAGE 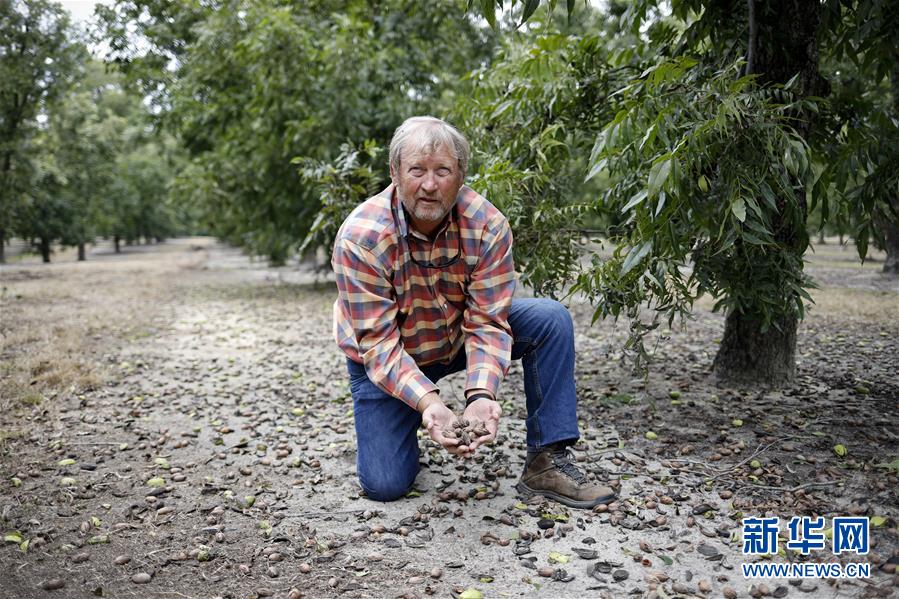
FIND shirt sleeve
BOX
[332,237,438,409]
[462,216,515,398]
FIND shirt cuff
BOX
[397,370,440,410]
[465,368,501,400]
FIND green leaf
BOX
[874,459,899,475]
[58,458,76,467]
[459,589,483,599]
[621,190,648,212]
[621,241,652,275]
[146,477,166,488]
[698,175,709,192]
[870,516,887,527]
[833,444,847,457]
[548,551,570,564]
[480,0,496,28]
[521,0,540,24]
[4,532,23,544]
[645,431,658,440]
[490,100,514,120]
[648,158,672,196]
[731,198,746,222]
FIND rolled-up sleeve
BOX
[462,217,515,397]
[332,237,438,409]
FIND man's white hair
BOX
[389,116,470,178]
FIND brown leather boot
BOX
[516,447,617,509]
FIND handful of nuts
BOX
[441,418,490,446]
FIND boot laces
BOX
[551,447,588,485]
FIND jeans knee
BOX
[359,469,417,502]
[535,299,573,335]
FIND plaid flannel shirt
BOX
[332,183,516,410]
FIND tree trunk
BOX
[78,242,86,261]
[713,0,825,386]
[713,311,797,385]
[880,211,899,275]
[0,228,5,264]
[114,235,121,253]
[39,237,51,263]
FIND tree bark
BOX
[713,0,825,386]
[78,242,86,261]
[713,311,797,384]
[114,235,121,253]
[0,228,5,264]
[39,237,51,263]
[880,210,899,275]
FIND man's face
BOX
[391,145,463,236]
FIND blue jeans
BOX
[346,298,580,501]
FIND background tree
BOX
[815,3,899,274]
[16,133,72,262]
[98,0,495,264]
[0,0,83,262]
[468,0,896,385]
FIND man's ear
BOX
[389,164,398,186]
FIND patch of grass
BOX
[0,238,210,420]
[809,288,899,321]
[602,392,637,406]
[0,427,25,453]
[19,392,43,406]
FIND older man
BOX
[332,116,616,509]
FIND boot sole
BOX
[516,481,616,510]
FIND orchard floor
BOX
[1,237,897,599]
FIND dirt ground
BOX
[1,237,897,599]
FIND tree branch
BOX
[746,0,758,76]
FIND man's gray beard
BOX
[410,202,447,224]
[402,196,449,226]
